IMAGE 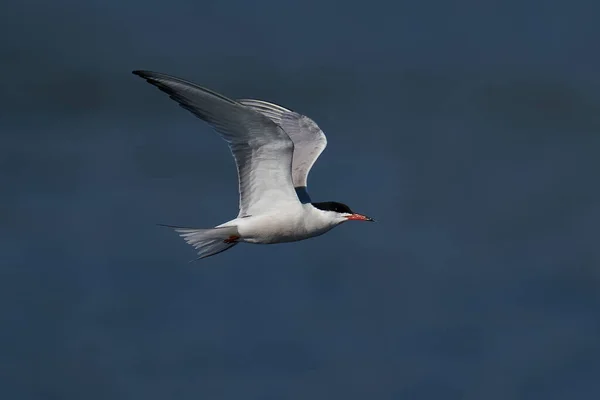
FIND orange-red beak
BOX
[345,213,375,222]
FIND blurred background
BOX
[1,0,599,399]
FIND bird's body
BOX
[133,70,373,259]
[218,204,339,244]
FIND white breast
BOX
[219,204,338,244]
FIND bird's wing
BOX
[237,99,327,203]
[133,71,299,217]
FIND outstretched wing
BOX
[237,99,327,203]
[133,71,299,216]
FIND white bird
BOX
[133,70,374,259]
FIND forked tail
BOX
[160,224,240,260]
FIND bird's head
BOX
[311,201,374,224]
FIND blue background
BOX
[1,0,599,398]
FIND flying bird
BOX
[133,70,374,259]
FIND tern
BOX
[133,70,374,259]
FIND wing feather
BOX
[133,71,299,216]
[238,99,328,195]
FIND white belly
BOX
[219,207,335,244]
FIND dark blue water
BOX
[1,1,599,399]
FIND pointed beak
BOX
[345,213,375,222]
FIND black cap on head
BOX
[311,201,353,214]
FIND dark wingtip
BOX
[132,70,162,81]
[132,70,150,78]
